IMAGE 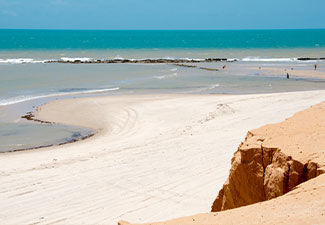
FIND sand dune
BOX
[1,91,325,225]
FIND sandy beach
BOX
[1,91,325,225]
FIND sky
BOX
[0,0,325,30]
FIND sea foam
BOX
[0,58,47,64]
[0,87,120,106]
[60,57,94,62]
[241,57,297,62]
[154,73,178,80]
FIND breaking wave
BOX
[154,72,178,80]
[0,58,47,64]
[0,87,120,106]
[184,83,220,93]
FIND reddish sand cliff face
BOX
[119,101,325,225]
[211,102,325,211]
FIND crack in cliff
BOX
[261,144,267,200]
[284,160,291,194]
[211,132,322,212]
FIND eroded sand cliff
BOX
[212,101,325,211]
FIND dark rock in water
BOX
[206,58,227,62]
[21,112,34,121]
[46,57,231,64]
[174,64,197,68]
[21,112,53,124]
[297,58,314,61]
[297,57,325,61]
[72,132,82,139]
[199,67,219,71]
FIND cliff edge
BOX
[119,101,325,225]
[211,101,325,211]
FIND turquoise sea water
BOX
[1,29,325,50]
[1,29,325,152]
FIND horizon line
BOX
[1,28,325,31]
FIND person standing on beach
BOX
[315,64,317,70]
[287,73,290,79]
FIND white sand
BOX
[1,91,325,225]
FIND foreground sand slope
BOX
[121,101,325,225]
[121,174,325,225]
[1,91,325,225]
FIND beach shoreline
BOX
[4,87,325,153]
[1,91,325,224]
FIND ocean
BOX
[1,29,325,152]
[1,29,325,49]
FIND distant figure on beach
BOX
[315,64,317,70]
[287,73,290,79]
[222,65,226,69]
